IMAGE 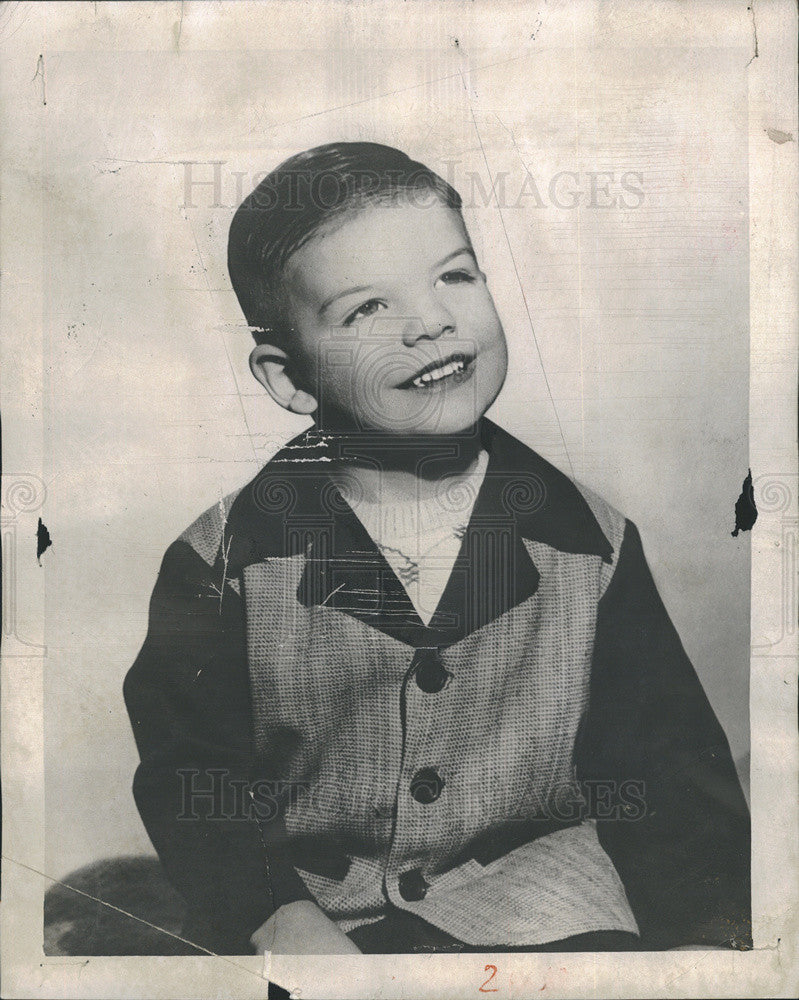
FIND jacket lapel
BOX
[296,497,429,642]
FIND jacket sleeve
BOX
[123,539,314,954]
[578,519,751,949]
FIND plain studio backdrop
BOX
[6,6,749,883]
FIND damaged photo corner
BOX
[1,2,797,998]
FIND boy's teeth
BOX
[411,358,465,388]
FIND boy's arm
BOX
[124,539,317,954]
[578,519,751,950]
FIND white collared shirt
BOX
[340,450,489,624]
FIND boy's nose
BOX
[401,299,456,346]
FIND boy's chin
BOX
[319,415,486,440]
[315,390,499,440]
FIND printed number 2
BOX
[479,964,499,992]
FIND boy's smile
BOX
[396,350,474,390]
[269,199,508,437]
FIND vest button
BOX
[397,868,429,902]
[410,767,444,804]
[412,648,450,693]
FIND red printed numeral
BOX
[479,964,499,992]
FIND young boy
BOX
[124,142,751,956]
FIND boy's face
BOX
[278,198,508,437]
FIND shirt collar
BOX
[222,419,613,646]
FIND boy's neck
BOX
[320,423,486,506]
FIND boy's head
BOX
[228,142,507,437]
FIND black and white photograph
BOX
[1,2,796,997]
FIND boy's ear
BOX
[249,344,318,415]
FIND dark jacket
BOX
[124,419,751,953]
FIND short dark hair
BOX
[227,142,464,345]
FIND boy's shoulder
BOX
[177,489,244,569]
[485,420,628,563]
[566,476,628,562]
[175,429,326,571]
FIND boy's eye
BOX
[438,269,476,285]
[343,299,386,326]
